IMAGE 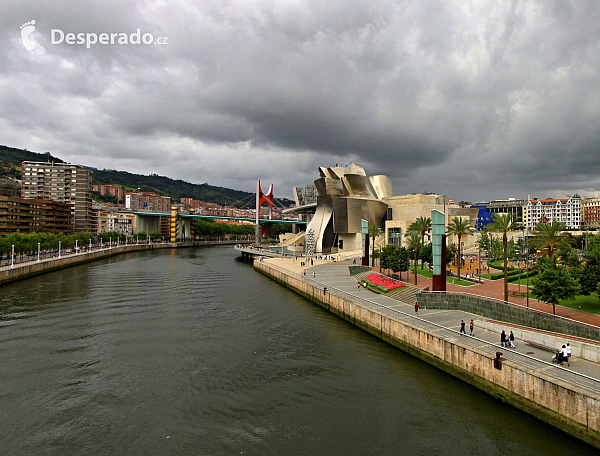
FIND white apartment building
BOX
[97,210,134,237]
[525,195,581,230]
[21,161,94,232]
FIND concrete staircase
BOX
[278,230,306,247]
[350,269,419,304]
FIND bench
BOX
[525,340,574,365]
[524,340,556,352]
[508,291,527,298]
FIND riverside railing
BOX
[0,241,169,273]
[261,261,600,396]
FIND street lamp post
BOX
[37,242,40,262]
[526,229,529,308]
[58,241,61,258]
[75,240,78,255]
[11,245,14,268]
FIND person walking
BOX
[509,331,515,348]
[501,330,507,347]
[357,283,361,291]
[559,345,568,365]
[565,343,572,365]
[459,320,466,335]
[469,319,474,336]
[313,271,316,278]
[414,302,420,314]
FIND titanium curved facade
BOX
[304,163,390,254]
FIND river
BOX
[0,247,595,455]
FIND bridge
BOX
[133,210,305,243]
[131,180,307,243]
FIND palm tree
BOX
[405,231,421,285]
[446,217,471,281]
[368,224,383,267]
[487,213,521,302]
[408,216,432,269]
[534,220,567,259]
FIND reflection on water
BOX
[0,247,595,455]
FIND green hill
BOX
[0,145,293,207]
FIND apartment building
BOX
[525,195,581,230]
[93,184,125,203]
[97,210,134,237]
[124,192,171,212]
[0,195,73,235]
[582,196,600,229]
[21,161,93,232]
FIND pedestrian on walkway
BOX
[564,343,571,366]
[414,302,419,314]
[460,320,466,335]
[509,331,515,348]
[469,319,474,336]
[501,330,507,347]
[313,271,316,278]
[358,283,360,291]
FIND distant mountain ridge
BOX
[0,145,293,207]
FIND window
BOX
[388,228,402,246]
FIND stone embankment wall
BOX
[0,244,169,286]
[418,292,600,342]
[255,261,600,449]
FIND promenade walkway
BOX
[381,265,600,327]
[262,256,600,392]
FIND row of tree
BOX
[0,230,162,259]
[193,219,293,238]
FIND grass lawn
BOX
[558,295,600,315]
[415,266,474,286]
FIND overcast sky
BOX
[2,0,600,202]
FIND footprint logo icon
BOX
[20,20,36,50]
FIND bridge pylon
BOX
[255,180,274,243]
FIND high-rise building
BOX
[21,161,93,232]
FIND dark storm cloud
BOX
[1,0,600,201]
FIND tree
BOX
[580,248,600,296]
[446,217,471,281]
[372,248,381,267]
[408,216,431,268]
[487,213,521,302]
[534,220,569,259]
[391,246,410,282]
[380,245,395,275]
[368,225,383,267]
[405,231,421,285]
[149,230,161,241]
[418,243,433,269]
[531,258,580,314]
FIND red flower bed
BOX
[365,273,405,291]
